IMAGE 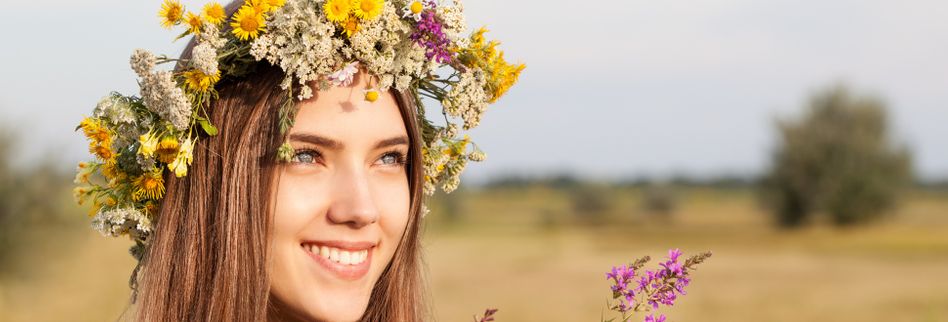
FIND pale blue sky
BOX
[1,0,945,181]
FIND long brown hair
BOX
[133,5,429,319]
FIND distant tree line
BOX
[480,84,917,229]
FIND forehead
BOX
[291,87,407,146]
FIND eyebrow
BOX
[288,133,409,150]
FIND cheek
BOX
[272,174,329,242]
[373,173,412,251]
[268,172,330,302]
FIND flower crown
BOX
[73,0,523,253]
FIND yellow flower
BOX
[364,89,379,102]
[78,117,98,137]
[471,27,488,47]
[168,138,195,177]
[185,11,203,34]
[184,69,221,92]
[230,4,266,41]
[73,186,91,206]
[139,132,159,157]
[341,18,360,37]
[267,0,286,11]
[156,136,180,164]
[202,2,226,24]
[133,170,166,201]
[353,0,383,21]
[159,0,185,29]
[459,27,525,102]
[249,0,270,14]
[487,53,525,103]
[442,136,470,156]
[101,158,120,180]
[90,141,114,161]
[409,0,424,15]
[144,201,159,216]
[323,0,351,23]
[79,117,110,145]
[74,162,95,184]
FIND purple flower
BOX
[605,264,638,313]
[605,249,711,322]
[635,249,693,309]
[667,248,682,262]
[409,11,453,63]
[644,314,666,322]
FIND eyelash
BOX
[379,150,408,167]
[290,148,323,165]
[289,148,408,167]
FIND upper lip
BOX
[301,240,377,251]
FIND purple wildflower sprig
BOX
[603,249,712,322]
[410,9,453,64]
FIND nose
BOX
[326,166,380,228]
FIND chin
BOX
[303,296,370,322]
[270,288,372,322]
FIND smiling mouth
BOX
[301,241,375,280]
[304,244,369,265]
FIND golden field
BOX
[2,187,947,321]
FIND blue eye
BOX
[381,153,397,165]
[379,151,406,166]
[291,150,320,164]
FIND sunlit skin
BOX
[268,71,411,322]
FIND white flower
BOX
[437,0,467,40]
[251,0,341,100]
[191,42,219,75]
[443,69,489,129]
[130,49,156,78]
[92,207,151,237]
[395,75,413,91]
[468,150,486,162]
[328,62,360,87]
[94,95,137,125]
[199,23,227,49]
[443,123,458,138]
[141,71,191,130]
[350,4,406,79]
[136,153,157,173]
[401,0,432,21]
[442,174,461,193]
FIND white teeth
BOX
[308,245,369,265]
[320,246,329,258]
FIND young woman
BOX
[133,64,427,321]
[73,0,522,320]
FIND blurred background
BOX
[2,0,947,321]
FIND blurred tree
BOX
[0,129,75,275]
[569,183,615,224]
[762,85,913,227]
[642,181,677,219]
[0,131,14,268]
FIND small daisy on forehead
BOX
[73,0,524,257]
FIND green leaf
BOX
[198,118,218,136]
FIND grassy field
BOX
[2,187,947,321]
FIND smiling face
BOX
[267,72,412,321]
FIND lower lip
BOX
[304,246,373,281]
